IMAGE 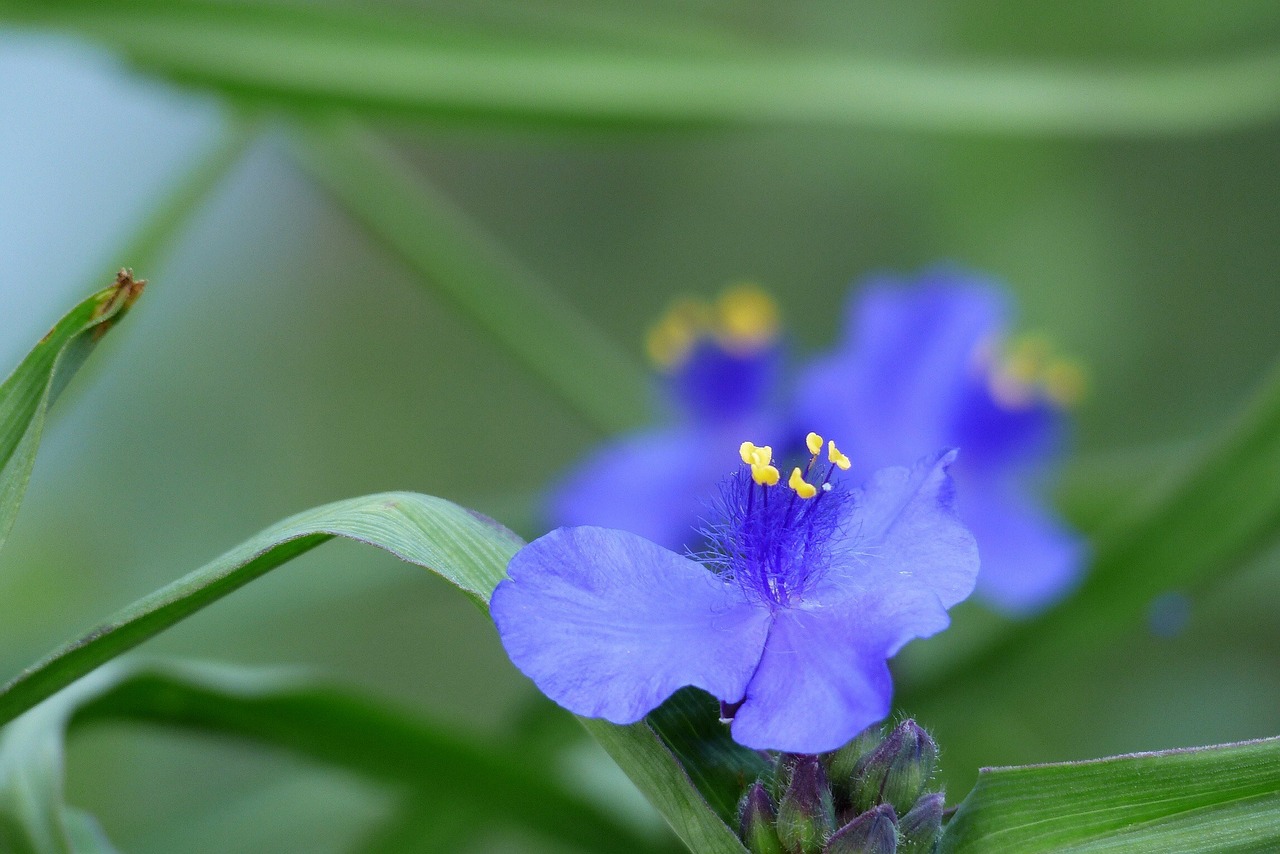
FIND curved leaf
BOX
[6,0,1280,135]
[0,272,144,555]
[941,736,1280,852]
[0,492,745,851]
[0,492,521,727]
[1,659,668,853]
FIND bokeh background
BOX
[3,3,1279,851]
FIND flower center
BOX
[980,333,1086,410]
[705,432,854,609]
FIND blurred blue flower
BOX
[796,270,1086,614]
[493,440,978,753]
[548,285,785,550]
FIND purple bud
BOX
[738,781,784,854]
[825,804,898,854]
[897,792,944,854]
[852,720,938,815]
[778,755,835,854]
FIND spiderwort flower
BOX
[548,285,785,550]
[796,270,1086,614]
[492,434,978,753]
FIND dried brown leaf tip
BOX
[91,269,147,340]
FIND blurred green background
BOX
[2,2,1279,851]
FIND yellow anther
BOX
[1042,359,1087,408]
[827,440,851,471]
[644,297,712,369]
[752,464,781,487]
[1003,334,1052,384]
[805,432,823,456]
[789,467,817,499]
[714,284,779,351]
[739,441,773,467]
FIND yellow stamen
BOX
[644,298,711,369]
[827,440,851,470]
[739,441,773,467]
[805,431,823,456]
[752,464,781,487]
[1042,359,1087,408]
[789,467,817,499]
[714,284,779,351]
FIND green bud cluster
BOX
[735,720,945,854]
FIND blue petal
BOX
[546,429,718,551]
[730,452,979,753]
[670,339,783,424]
[730,605,893,753]
[796,270,1006,477]
[490,526,772,724]
[960,480,1085,614]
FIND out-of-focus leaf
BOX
[0,491,744,851]
[0,118,253,559]
[291,118,653,435]
[0,492,522,728]
[940,736,1280,852]
[0,660,667,853]
[0,273,145,556]
[903,358,1280,704]
[6,0,1280,135]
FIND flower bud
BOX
[826,724,885,791]
[824,804,898,854]
[738,780,784,854]
[851,720,938,815]
[897,792,944,854]
[777,755,835,854]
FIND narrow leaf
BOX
[1,659,666,853]
[0,491,744,850]
[290,118,653,434]
[6,0,1280,135]
[0,492,522,727]
[941,736,1280,852]
[0,272,145,555]
[903,357,1280,704]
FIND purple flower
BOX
[548,286,785,550]
[796,269,1086,614]
[492,437,978,753]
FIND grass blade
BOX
[940,736,1280,852]
[0,273,145,556]
[5,0,1280,135]
[903,357,1280,706]
[290,118,653,434]
[0,492,521,727]
[1,659,668,853]
[0,491,742,850]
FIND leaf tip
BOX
[91,269,147,340]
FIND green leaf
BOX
[6,0,1280,136]
[1,659,667,853]
[0,273,145,556]
[290,118,653,435]
[0,491,743,850]
[940,736,1280,852]
[0,492,520,727]
[903,357,1280,705]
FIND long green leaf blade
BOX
[904,357,1280,706]
[0,492,520,727]
[0,492,744,850]
[2,659,667,854]
[5,0,1280,136]
[941,736,1280,852]
[0,273,145,556]
[290,118,653,434]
